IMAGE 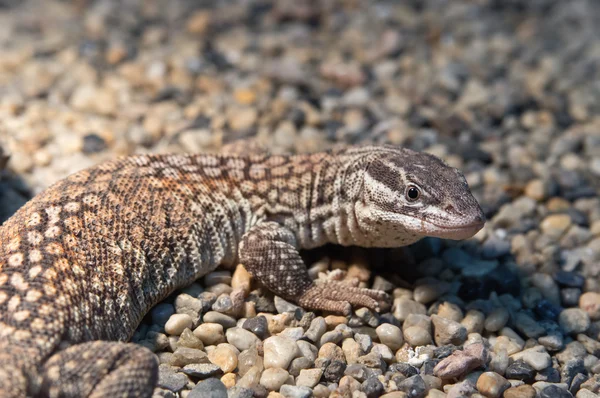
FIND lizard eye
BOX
[406,185,421,202]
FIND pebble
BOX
[462,310,485,334]
[476,372,511,398]
[279,385,312,398]
[203,312,237,329]
[376,323,404,351]
[305,317,327,343]
[193,323,225,346]
[169,347,209,367]
[165,314,193,336]
[539,384,573,398]
[208,344,238,373]
[242,316,269,339]
[505,360,536,381]
[394,298,427,321]
[226,327,262,351]
[559,308,591,334]
[431,315,468,346]
[403,326,433,347]
[579,292,600,320]
[157,365,188,392]
[434,343,487,379]
[296,368,323,388]
[188,378,228,398]
[177,328,204,350]
[260,368,290,391]
[511,346,552,371]
[181,363,223,379]
[152,303,175,326]
[397,375,426,398]
[484,308,510,332]
[362,377,385,398]
[264,336,300,369]
[502,385,536,398]
[541,214,572,239]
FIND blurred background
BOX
[0,1,600,396]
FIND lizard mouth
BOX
[419,219,485,240]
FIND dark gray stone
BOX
[188,378,227,398]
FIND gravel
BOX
[1,0,599,397]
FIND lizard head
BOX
[354,147,485,247]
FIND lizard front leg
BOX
[238,222,389,315]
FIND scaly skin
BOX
[0,145,485,397]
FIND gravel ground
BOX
[1,0,600,397]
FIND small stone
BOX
[82,133,107,154]
[403,326,433,347]
[169,347,209,367]
[296,368,323,388]
[186,10,211,34]
[559,308,591,334]
[226,327,262,351]
[324,360,346,383]
[320,330,343,346]
[355,333,373,353]
[371,344,394,364]
[484,308,510,332]
[151,303,175,326]
[362,376,385,398]
[296,341,318,363]
[434,343,487,379]
[289,357,313,377]
[208,344,238,373]
[260,368,290,391]
[281,327,304,341]
[227,386,254,398]
[188,378,228,398]
[242,316,269,339]
[539,385,573,398]
[579,292,600,320]
[505,360,536,381]
[514,312,546,338]
[397,375,426,398]
[279,385,312,398]
[511,346,552,371]
[541,214,572,239]
[203,311,237,329]
[502,385,536,398]
[181,363,223,379]
[238,347,263,376]
[462,310,485,334]
[376,323,404,351]
[193,323,225,345]
[305,317,327,343]
[431,314,468,346]
[264,336,300,369]
[274,296,302,314]
[342,338,363,364]
[165,314,193,336]
[525,179,547,201]
[157,365,188,392]
[237,365,262,389]
[476,372,510,398]
[394,298,427,321]
[177,328,204,350]
[577,333,600,356]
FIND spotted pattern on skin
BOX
[0,146,484,396]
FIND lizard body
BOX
[0,145,485,397]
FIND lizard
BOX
[0,145,485,397]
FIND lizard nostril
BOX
[444,204,455,213]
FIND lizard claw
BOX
[298,281,391,315]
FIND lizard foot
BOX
[298,281,391,316]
